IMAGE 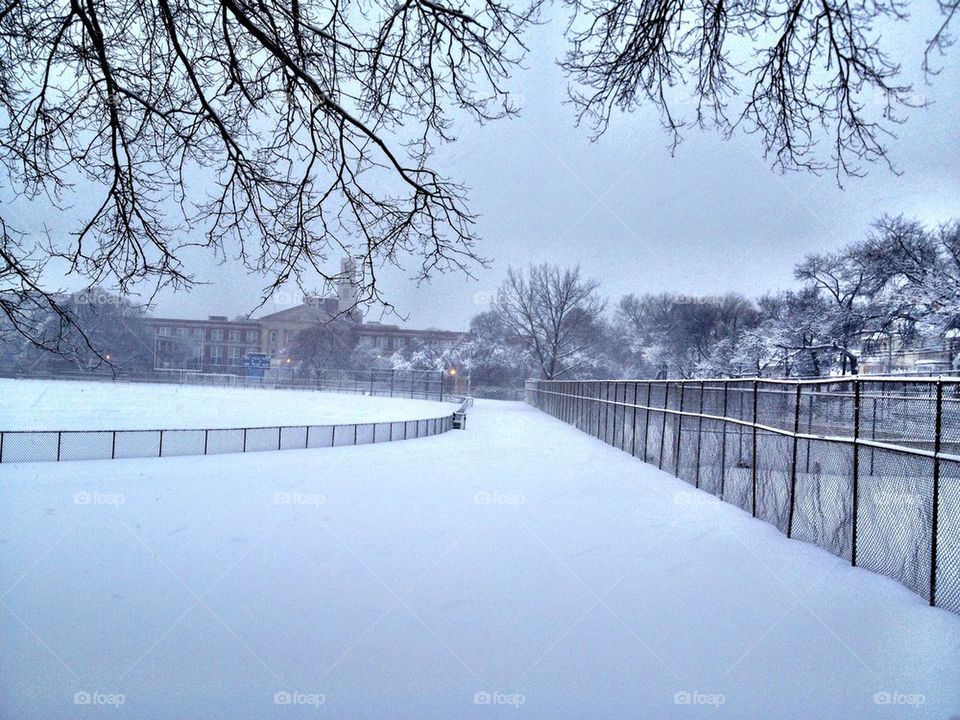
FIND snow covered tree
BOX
[290,321,355,377]
[459,310,533,388]
[751,289,835,377]
[3,0,956,357]
[793,247,888,374]
[791,216,960,374]
[615,292,758,378]
[0,0,536,352]
[860,216,960,340]
[14,290,153,372]
[494,265,606,380]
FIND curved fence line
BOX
[0,398,469,465]
[0,367,463,402]
[526,377,960,615]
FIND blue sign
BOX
[243,353,271,369]
[243,353,271,379]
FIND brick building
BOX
[148,316,261,372]
[148,258,466,371]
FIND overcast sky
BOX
[21,9,960,332]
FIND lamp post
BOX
[447,367,465,397]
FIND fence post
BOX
[719,381,729,499]
[631,382,639,458]
[0,431,4,463]
[658,383,669,469]
[112,431,117,460]
[596,383,603,439]
[57,431,62,462]
[574,382,580,431]
[305,426,310,449]
[613,382,619,444]
[674,382,685,475]
[787,383,802,538]
[930,379,943,606]
[242,428,247,452]
[603,381,611,444]
[751,380,759,517]
[642,382,653,462]
[694,381,704,488]
[569,383,574,427]
[159,430,164,457]
[331,426,336,446]
[851,379,862,566]
[354,424,358,445]
[618,383,626,450]
[278,427,282,450]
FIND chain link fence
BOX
[0,398,469,465]
[526,377,960,615]
[0,367,465,402]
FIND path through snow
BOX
[1,400,958,718]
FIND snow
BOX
[2,399,959,718]
[0,378,452,430]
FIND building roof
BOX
[146,316,259,327]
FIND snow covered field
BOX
[0,378,451,430]
[2,400,959,718]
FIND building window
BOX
[228,329,240,342]
[210,329,224,341]
[158,326,171,336]
[210,346,224,362]
[376,336,388,349]
[175,327,186,336]
[269,330,278,343]
[246,330,259,342]
[193,328,203,338]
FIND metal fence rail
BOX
[0,367,465,402]
[0,398,469,465]
[525,377,960,614]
